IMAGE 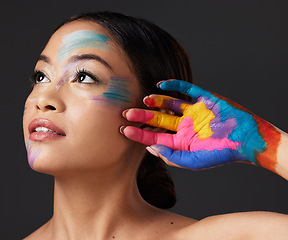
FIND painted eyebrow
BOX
[69,54,113,70]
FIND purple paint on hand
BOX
[199,96,237,139]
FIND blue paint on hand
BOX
[158,80,266,165]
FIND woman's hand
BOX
[121,80,282,173]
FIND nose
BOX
[35,86,65,113]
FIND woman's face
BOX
[23,20,143,175]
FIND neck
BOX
[46,156,153,239]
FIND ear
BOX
[139,109,174,133]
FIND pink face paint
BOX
[26,140,40,168]
[91,76,132,106]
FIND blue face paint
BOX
[91,76,132,106]
[58,30,110,63]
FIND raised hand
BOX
[121,80,281,171]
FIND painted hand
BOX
[122,80,281,171]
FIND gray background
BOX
[0,0,288,239]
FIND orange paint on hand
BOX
[256,118,281,173]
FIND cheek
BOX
[71,102,125,142]
[66,101,129,163]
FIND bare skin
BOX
[23,20,288,240]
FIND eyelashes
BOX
[73,68,102,84]
[29,70,47,87]
[30,68,102,86]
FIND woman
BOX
[23,12,288,239]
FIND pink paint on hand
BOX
[125,109,154,123]
[122,126,174,146]
[143,96,156,107]
[174,117,240,151]
[123,116,241,152]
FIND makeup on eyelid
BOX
[58,30,110,63]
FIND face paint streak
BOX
[56,61,82,90]
[23,106,26,117]
[91,77,132,106]
[58,30,110,63]
[28,98,36,102]
[26,141,40,168]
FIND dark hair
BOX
[56,12,193,209]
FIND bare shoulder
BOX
[22,221,51,240]
[180,211,288,240]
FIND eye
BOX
[75,69,101,84]
[31,71,50,84]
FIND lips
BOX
[28,118,66,141]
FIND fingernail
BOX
[119,126,126,134]
[122,110,128,118]
[146,146,159,157]
[143,96,152,106]
[156,81,164,88]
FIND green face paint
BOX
[58,30,110,63]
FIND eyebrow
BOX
[37,54,112,70]
[38,55,51,64]
[69,54,112,70]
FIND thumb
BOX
[146,145,181,168]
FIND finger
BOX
[123,108,181,132]
[146,146,181,168]
[158,80,214,100]
[144,94,191,115]
[121,126,177,148]
[149,145,238,170]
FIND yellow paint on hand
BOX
[181,102,215,140]
[146,111,181,132]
